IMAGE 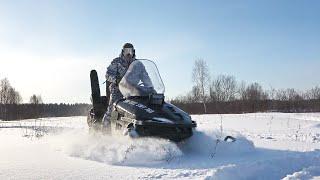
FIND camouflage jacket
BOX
[105,56,135,85]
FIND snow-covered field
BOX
[1,113,320,179]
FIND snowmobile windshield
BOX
[119,59,165,97]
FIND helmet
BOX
[123,43,134,49]
[122,43,135,58]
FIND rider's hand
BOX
[138,86,156,95]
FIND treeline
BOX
[0,78,90,121]
[0,103,89,121]
[172,100,320,114]
[171,59,320,114]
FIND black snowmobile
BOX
[88,59,197,142]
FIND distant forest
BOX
[0,103,89,121]
[0,78,89,121]
[170,59,320,114]
[1,58,320,121]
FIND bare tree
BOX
[268,86,277,100]
[307,86,320,100]
[210,76,222,102]
[276,88,302,101]
[29,94,43,104]
[0,78,10,104]
[8,87,22,104]
[0,78,22,104]
[192,59,210,113]
[276,89,288,101]
[210,75,237,102]
[243,82,268,101]
[188,86,201,102]
[286,88,303,101]
[237,81,247,100]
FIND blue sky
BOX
[0,0,319,103]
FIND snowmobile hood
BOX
[115,99,193,125]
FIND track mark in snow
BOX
[180,130,255,158]
[141,169,214,179]
[282,166,320,180]
[207,150,320,180]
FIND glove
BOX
[138,86,156,95]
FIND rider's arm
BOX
[105,58,119,84]
[140,63,153,88]
[142,71,153,87]
[140,64,157,94]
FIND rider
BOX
[103,43,136,128]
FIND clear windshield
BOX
[119,59,165,97]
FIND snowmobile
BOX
[87,59,197,142]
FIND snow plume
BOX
[181,130,255,157]
[48,130,182,166]
[47,129,255,166]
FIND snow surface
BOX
[0,113,320,179]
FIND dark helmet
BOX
[121,43,135,58]
[123,43,134,49]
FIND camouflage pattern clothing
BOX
[103,56,135,127]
